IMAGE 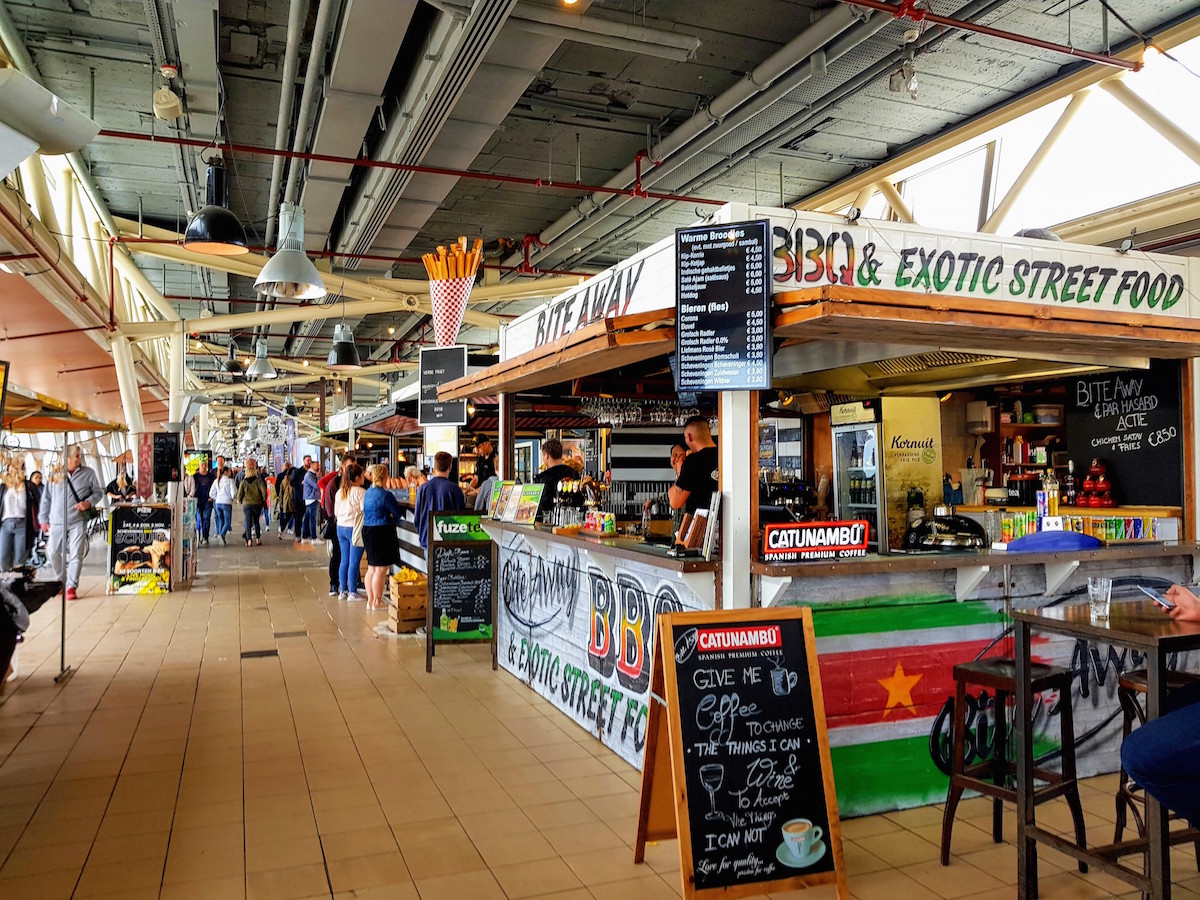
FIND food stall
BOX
[441,202,1200,813]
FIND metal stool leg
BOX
[993,689,1009,844]
[1057,688,1088,874]
[941,676,969,866]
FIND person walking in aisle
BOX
[289,456,310,545]
[237,459,268,546]
[319,460,343,595]
[212,466,235,544]
[276,464,294,540]
[334,463,366,599]
[302,461,321,543]
[38,445,103,600]
[185,461,215,545]
[0,463,38,571]
[363,463,404,610]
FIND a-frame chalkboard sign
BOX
[635,607,847,899]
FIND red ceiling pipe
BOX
[837,0,1141,72]
[96,129,726,206]
[5,324,108,342]
[0,253,39,262]
[0,201,97,317]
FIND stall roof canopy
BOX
[440,311,674,401]
[2,384,124,434]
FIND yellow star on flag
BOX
[878,661,923,717]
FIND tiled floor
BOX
[2,537,1200,899]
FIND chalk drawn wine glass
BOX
[699,764,724,821]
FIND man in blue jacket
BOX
[414,451,465,549]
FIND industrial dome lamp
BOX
[222,340,245,376]
[284,394,298,417]
[245,339,278,379]
[255,202,326,299]
[327,322,362,371]
[184,159,249,256]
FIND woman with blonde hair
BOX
[0,463,37,570]
[362,463,405,609]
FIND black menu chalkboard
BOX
[1066,360,1182,506]
[635,608,845,899]
[675,220,772,392]
[419,346,468,426]
[152,433,181,483]
[425,515,496,672]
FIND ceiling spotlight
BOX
[153,64,182,121]
[387,325,396,335]
[184,160,249,256]
[222,340,245,376]
[301,359,309,367]
[255,202,326,299]
[246,339,278,379]
[888,60,918,99]
[327,322,362,371]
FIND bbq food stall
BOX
[441,202,1200,816]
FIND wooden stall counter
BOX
[482,519,719,574]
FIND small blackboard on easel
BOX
[425,511,497,673]
[635,607,847,899]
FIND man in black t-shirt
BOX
[669,417,718,514]
[534,437,577,519]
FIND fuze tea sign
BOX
[753,206,1192,318]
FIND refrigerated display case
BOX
[832,421,886,553]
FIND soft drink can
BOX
[1131,517,1143,539]
[1115,517,1126,541]
[1002,516,1013,542]
[1036,490,1048,517]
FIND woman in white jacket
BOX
[212,467,236,545]
[334,463,366,599]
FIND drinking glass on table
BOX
[1088,576,1112,620]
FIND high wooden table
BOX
[1012,599,1200,898]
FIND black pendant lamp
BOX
[284,394,298,417]
[184,160,250,256]
[327,323,362,371]
[222,340,245,376]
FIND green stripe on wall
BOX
[833,733,1062,818]
[808,595,1009,640]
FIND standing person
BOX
[38,445,103,601]
[334,463,366,600]
[106,469,136,504]
[212,466,235,545]
[319,460,345,595]
[236,458,268,546]
[414,452,465,550]
[191,461,215,545]
[474,475,498,513]
[363,463,404,610]
[289,456,310,545]
[470,435,496,492]
[276,464,294,540]
[302,461,320,544]
[0,464,38,571]
[533,438,576,520]
[669,417,719,515]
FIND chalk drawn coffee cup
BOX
[771,667,798,696]
[782,818,822,857]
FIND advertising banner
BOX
[108,504,172,594]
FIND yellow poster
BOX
[881,397,944,551]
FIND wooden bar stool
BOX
[940,657,1088,871]
[1114,666,1200,863]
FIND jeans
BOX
[214,504,232,538]
[242,505,262,541]
[195,499,213,539]
[328,524,340,591]
[0,518,26,570]
[48,520,88,589]
[262,504,271,529]
[1121,681,1200,828]
[278,509,293,535]
[336,525,363,593]
[302,502,318,540]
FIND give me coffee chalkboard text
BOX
[634,608,846,899]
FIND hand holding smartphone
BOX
[1138,585,1176,610]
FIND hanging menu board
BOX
[425,511,496,672]
[675,220,772,391]
[418,346,468,426]
[1066,360,1182,506]
[635,608,846,899]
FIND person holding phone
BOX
[1120,584,1200,828]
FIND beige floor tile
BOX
[592,874,681,898]
[326,851,412,893]
[73,855,166,898]
[544,820,629,856]
[456,806,536,841]
[163,822,246,883]
[85,830,171,866]
[315,802,388,835]
[531,798,602,829]
[839,814,904,840]
[491,857,584,898]
[853,829,941,869]
[319,826,399,862]
[1032,871,1118,899]
[846,868,942,900]
[245,862,330,900]
[414,868,506,900]
[15,811,103,848]
[0,869,80,900]
[246,834,325,873]
[160,874,248,899]
[470,828,560,867]
[898,858,1007,898]
[562,846,651,885]
[0,838,92,877]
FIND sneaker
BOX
[221,535,227,545]
[338,592,348,601]
[350,590,367,602]
[328,588,337,597]
[65,588,78,601]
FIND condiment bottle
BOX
[1044,468,1059,516]
[1064,460,1077,506]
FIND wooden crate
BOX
[389,580,426,634]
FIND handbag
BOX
[67,475,100,523]
[351,510,364,548]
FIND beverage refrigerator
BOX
[831,420,887,553]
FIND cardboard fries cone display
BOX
[429,276,474,347]
[423,237,484,347]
